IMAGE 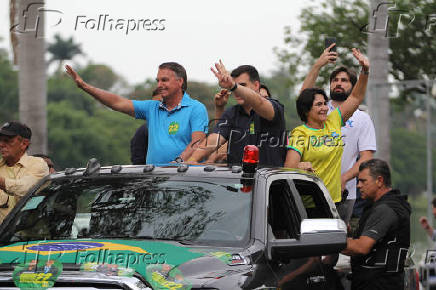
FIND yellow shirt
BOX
[0,153,49,223]
[287,108,344,202]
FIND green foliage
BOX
[391,127,436,194]
[0,49,18,124]
[186,81,220,120]
[260,69,300,130]
[47,34,83,73]
[129,78,156,100]
[47,74,96,114]
[276,0,436,88]
[79,64,119,90]
[47,101,142,169]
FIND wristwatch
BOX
[174,156,183,163]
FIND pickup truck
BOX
[0,146,346,289]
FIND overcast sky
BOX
[1,0,307,85]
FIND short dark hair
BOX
[158,62,187,91]
[260,84,271,97]
[329,66,357,88]
[432,197,436,208]
[359,159,392,187]
[231,65,260,83]
[296,88,328,123]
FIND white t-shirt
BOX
[328,101,377,199]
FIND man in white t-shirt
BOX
[300,44,377,223]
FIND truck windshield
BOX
[1,176,252,247]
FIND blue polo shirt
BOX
[133,92,208,165]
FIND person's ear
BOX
[21,138,30,151]
[376,176,384,187]
[254,81,260,92]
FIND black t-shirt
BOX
[212,98,286,167]
[130,123,148,165]
[360,203,399,241]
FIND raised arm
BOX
[211,60,275,121]
[65,65,135,117]
[338,49,370,123]
[300,43,337,94]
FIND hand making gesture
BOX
[214,89,230,108]
[211,60,234,90]
[352,48,369,72]
[65,65,85,88]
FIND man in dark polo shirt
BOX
[342,159,411,290]
[188,62,286,166]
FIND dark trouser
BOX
[351,268,404,290]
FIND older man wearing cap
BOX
[0,121,49,223]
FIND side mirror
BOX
[267,219,347,260]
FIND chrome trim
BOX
[0,271,151,290]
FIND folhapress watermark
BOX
[74,15,166,35]
[10,2,63,38]
[10,2,166,38]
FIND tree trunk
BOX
[367,0,391,163]
[15,0,47,154]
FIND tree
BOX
[275,0,436,96]
[0,47,19,124]
[47,34,83,74]
[78,63,119,91]
[391,127,436,195]
[47,101,143,169]
[16,0,47,154]
[260,68,300,130]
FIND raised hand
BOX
[352,48,369,71]
[214,89,230,108]
[211,60,234,90]
[315,43,338,67]
[65,65,85,88]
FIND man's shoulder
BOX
[133,99,159,110]
[21,155,48,168]
[267,97,285,115]
[350,109,373,123]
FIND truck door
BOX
[266,178,328,290]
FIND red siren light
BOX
[242,145,259,164]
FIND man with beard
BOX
[300,44,376,223]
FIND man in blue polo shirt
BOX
[66,62,208,165]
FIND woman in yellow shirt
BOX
[284,48,369,203]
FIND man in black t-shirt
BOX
[342,159,411,290]
[188,63,286,167]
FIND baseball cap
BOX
[0,122,32,139]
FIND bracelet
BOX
[361,69,369,75]
[230,82,238,91]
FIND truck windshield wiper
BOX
[134,236,195,245]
